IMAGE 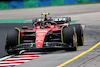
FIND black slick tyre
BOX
[63,25,77,51]
[5,29,20,55]
[71,24,83,46]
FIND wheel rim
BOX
[73,28,77,50]
[73,32,77,49]
[81,28,83,45]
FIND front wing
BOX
[7,42,74,53]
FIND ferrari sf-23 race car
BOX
[5,13,84,55]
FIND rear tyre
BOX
[71,24,83,46]
[5,29,21,55]
[63,25,77,51]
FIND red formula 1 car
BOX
[5,13,84,55]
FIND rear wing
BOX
[32,17,71,23]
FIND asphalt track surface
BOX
[0,4,100,67]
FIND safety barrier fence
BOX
[0,0,100,9]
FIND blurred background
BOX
[0,0,100,9]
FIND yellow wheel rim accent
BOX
[74,28,77,49]
[15,27,20,45]
[81,27,83,45]
[61,25,67,43]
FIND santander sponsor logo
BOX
[36,30,48,33]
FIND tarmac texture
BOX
[0,3,100,67]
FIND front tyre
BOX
[71,24,83,46]
[63,25,77,51]
[5,28,21,55]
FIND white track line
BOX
[17,55,41,56]
[0,63,21,66]
[0,60,30,63]
[0,55,15,61]
[0,52,47,67]
[6,57,37,60]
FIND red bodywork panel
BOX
[21,24,61,48]
[21,22,85,48]
[35,29,50,48]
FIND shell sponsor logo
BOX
[38,45,40,47]
[37,33,44,35]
